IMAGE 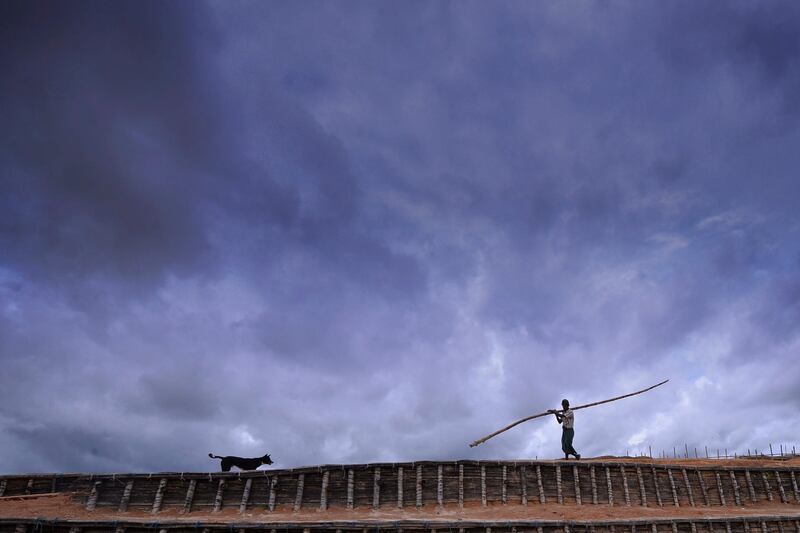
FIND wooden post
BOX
[0,479,6,497]
[240,478,252,513]
[213,479,225,512]
[672,522,678,533]
[730,472,741,506]
[459,464,465,507]
[775,471,787,503]
[502,465,508,504]
[556,465,563,504]
[790,471,799,503]
[268,476,278,512]
[762,472,774,502]
[745,470,757,502]
[119,480,134,512]
[416,465,423,508]
[762,521,769,533]
[348,469,355,510]
[698,470,710,506]
[691,523,697,533]
[520,465,527,505]
[373,467,381,509]
[294,473,305,512]
[86,481,101,511]
[397,466,404,508]
[667,469,679,507]
[25,479,33,495]
[744,521,750,533]
[605,466,613,506]
[320,470,329,511]
[481,465,487,506]
[620,466,631,506]
[636,467,647,507]
[537,465,546,504]
[682,469,695,506]
[437,464,444,507]
[183,479,196,513]
[715,472,726,505]
[590,465,598,504]
[574,465,582,505]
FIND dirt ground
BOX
[2,493,799,524]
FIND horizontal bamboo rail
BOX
[2,515,800,533]
[1,460,798,513]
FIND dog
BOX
[208,452,273,472]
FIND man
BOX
[549,399,580,460]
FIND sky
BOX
[1,1,799,474]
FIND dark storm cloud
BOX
[1,1,799,473]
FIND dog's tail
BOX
[209,453,223,459]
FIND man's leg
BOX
[561,429,569,459]
[564,428,579,459]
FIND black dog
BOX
[208,452,273,472]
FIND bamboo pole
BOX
[469,379,669,447]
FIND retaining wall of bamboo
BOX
[2,461,799,513]
[1,515,800,533]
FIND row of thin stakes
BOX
[3,519,800,533]
[1,461,799,513]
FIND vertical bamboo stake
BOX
[537,465,546,504]
[502,465,508,504]
[213,479,225,512]
[590,466,598,505]
[745,470,757,502]
[730,472,741,506]
[652,467,663,507]
[775,471,787,503]
[25,479,33,495]
[556,465,563,504]
[348,469,355,510]
[761,521,768,533]
[459,464,465,507]
[152,478,168,514]
[574,465,582,505]
[691,523,697,533]
[183,479,196,513]
[762,472,774,502]
[520,465,527,506]
[744,521,750,533]
[698,470,710,506]
[481,465,487,506]
[268,476,278,512]
[320,470,329,511]
[621,466,631,506]
[605,466,613,506]
[726,522,732,533]
[437,465,444,507]
[682,469,695,506]
[715,472,726,506]
[86,481,101,511]
[790,472,799,503]
[294,473,305,512]
[240,478,252,513]
[119,480,134,512]
[667,469,679,507]
[397,467,404,508]
[0,480,5,497]
[672,522,678,533]
[416,465,422,508]
[373,467,381,510]
[636,467,647,507]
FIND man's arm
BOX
[547,409,564,424]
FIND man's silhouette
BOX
[549,399,580,460]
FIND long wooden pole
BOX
[468,379,669,447]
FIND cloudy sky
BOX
[1,1,799,474]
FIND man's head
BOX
[562,399,569,409]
